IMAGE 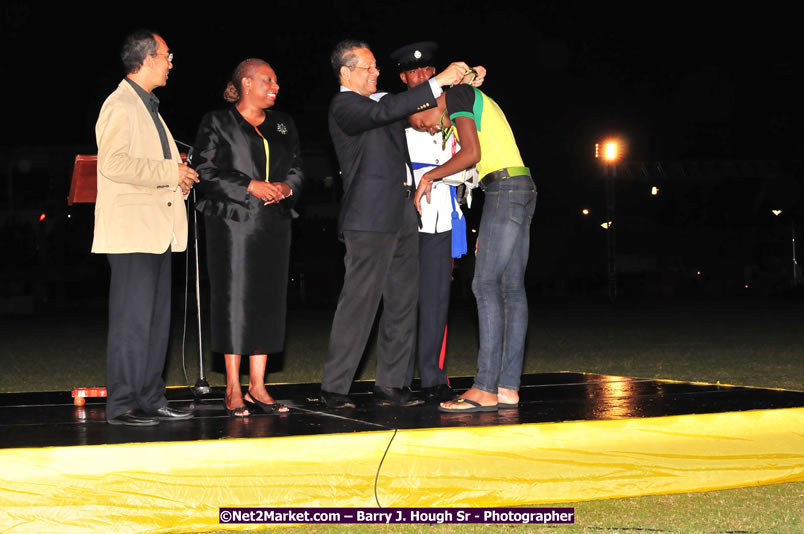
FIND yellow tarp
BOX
[1,407,802,533]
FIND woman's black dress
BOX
[193,106,303,355]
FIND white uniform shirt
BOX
[406,127,465,234]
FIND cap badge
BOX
[414,50,422,59]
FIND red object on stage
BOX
[67,155,97,205]
[66,153,190,405]
[67,153,189,205]
[72,387,107,406]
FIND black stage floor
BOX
[1,373,802,450]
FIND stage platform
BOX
[1,372,803,533]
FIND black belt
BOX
[480,166,530,190]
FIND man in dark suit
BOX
[320,39,482,408]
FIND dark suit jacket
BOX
[329,83,436,235]
[193,106,303,222]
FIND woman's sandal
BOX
[223,400,250,418]
[245,391,289,414]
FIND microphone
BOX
[174,139,196,167]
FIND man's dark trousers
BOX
[106,250,171,420]
[323,202,419,394]
[406,230,451,388]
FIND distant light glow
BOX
[651,186,659,196]
[604,141,618,162]
[471,228,477,233]
[772,210,782,216]
[39,213,46,222]
[744,284,749,289]
[582,209,589,215]
[597,138,624,162]
[601,221,612,229]
[697,271,701,276]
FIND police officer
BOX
[390,41,471,403]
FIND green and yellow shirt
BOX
[446,85,524,179]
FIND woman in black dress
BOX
[194,58,302,416]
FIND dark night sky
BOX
[2,1,798,153]
[0,1,801,298]
[0,1,800,212]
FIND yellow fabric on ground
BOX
[0,407,802,533]
[380,408,804,506]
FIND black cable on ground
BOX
[373,427,398,508]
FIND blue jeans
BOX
[472,174,537,394]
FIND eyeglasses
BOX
[348,64,379,72]
[153,52,174,63]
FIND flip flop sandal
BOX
[438,398,498,413]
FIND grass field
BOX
[2,295,801,393]
[1,294,802,532]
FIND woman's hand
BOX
[274,182,292,200]
[248,180,290,204]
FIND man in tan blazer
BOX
[93,29,199,426]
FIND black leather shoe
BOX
[108,410,159,426]
[422,384,457,404]
[373,386,424,407]
[320,390,356,409]
[150,406,194,420]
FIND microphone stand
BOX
[190,188,210,397]
[176,140,210,399]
